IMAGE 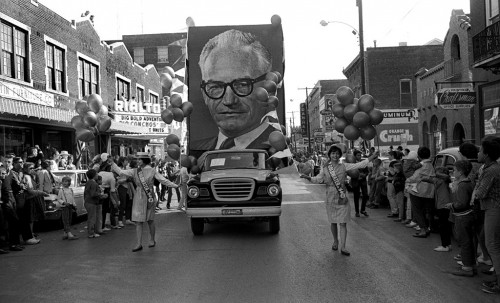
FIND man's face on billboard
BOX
[201,47,268,138]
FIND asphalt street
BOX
[0,166,497,303]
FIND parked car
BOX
[433,147,477,173]
[43,170,88,220]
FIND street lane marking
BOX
[283,200,324,205]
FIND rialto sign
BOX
[436,88,476,109]
[113,99,168,133]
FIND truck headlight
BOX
[188,186,200,198]
[267,184,280,196]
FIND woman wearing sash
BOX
[301,145,379,256]
[109,152,178,252]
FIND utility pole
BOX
[298,87,315,153]
[357,0,366,95]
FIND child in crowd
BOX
[392,162,406,222]
[423,166,452,252]
[57,176,78,240]
[84,170,107,238]
[445,160,475,276]
[403,151,422,227]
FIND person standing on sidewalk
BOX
[165,162,181,210]
[350,150,369,217]
[177,165,190,211]
[474,137,500,295]
[84,169,106,238]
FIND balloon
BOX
[368,109,384,125]
[254,87,269,102]
[268,96,279,108]
[332,104,344,118]
[180,155,192,168]
[167,144,181,159]
[170,94,183,108]
[181,101,194,117]
[271,14,282,25]
[83,111,98,127]
[166,134,180,146]
[280,124,286,136]
[360,125,377,140]
[87,94,103,113]
[352,111,371,128]
[265,72,279,83]
[191,165,200,174]
[343,104,359,122]
[75,128,94,142]
[268,131,287,151]
[165,66,175,78]
[160,73,172,90]
[274,71,283,83]
[262,80,277,95]
[97,105,108,116]
[344,125,360,141]
[75,101,90,116]
[358,94,375,113]
[336,86,354,106]
[161,109,174,124]
[172,108,184,122]
[334,118,349,133]
[345,154,356,163]
[97,115,112,133]
[71,115,85,129]
[347,169,360,179]
[188,155,198,167]
[268,147,277,155]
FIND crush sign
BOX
[376,109,418,147]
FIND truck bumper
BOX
[186,206,281,218]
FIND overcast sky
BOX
[40,0,470,119]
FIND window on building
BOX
[490,0,500,23]
[46,43,66,92]
[134,47,144,64]
[150,93,158,104]
[1,21,28,81]
[137,87,144,103]
[78,58,99,98]
[400,79,412,108]
[157,46,169,63]
[117,77,130,100]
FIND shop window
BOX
[484,107,500,136]
[117,77,130,100]
[134,47,144,64]
[0,20,28,82]
[0,125,33,157]
[46,42,66,92]
[137,87,144,103]
[157,46,169,63]
[78,58,99,99]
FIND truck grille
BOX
[211,178,255,201]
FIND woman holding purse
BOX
[301,145,379,256]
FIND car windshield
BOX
[53,172,88,187]
[204,152,267,170]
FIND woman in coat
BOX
[110,152,178,252]
[301,145,379,256]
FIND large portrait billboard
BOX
[187,24,285,157]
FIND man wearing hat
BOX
[109,152,178,252]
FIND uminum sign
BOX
[375,109,419,149]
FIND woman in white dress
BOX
[301,145,379,256]
[109,152,178,252]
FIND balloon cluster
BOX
[255,71,283,110]
[165,134,199,173]
[159,67,193,124]
[71,94,111,142]
[332,86,384,141]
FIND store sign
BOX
[300,102,307,136]
[113,112,169,134]
[114,100,162,114]
[376,124,419,147]
[436,88,475,109]
[0,81,54,107]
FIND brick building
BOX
[415,9,473,155]
[0,0,160,163]
[342,42,443,151]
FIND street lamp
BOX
[320,1,365,95]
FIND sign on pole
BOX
[436,88,475,109]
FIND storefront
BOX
[479,80,500,138]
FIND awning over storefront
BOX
[113,133,167,140]
[0,97,150,134]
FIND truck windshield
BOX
[205,152,266,170]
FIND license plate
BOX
[222,209,243,215]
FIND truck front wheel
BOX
[191,218,204,235]
[269,216,280,234]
